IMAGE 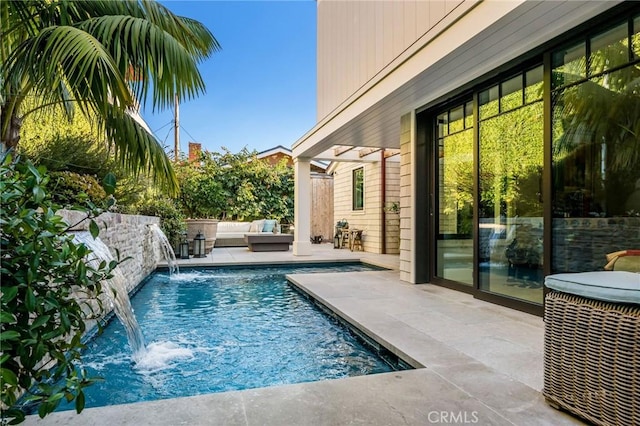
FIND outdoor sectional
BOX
[215,219,280,247]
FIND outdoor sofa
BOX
[214,219,280,247]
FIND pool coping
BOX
[286,273,425,370]
[159,257,397,271]
[281,270,587,425]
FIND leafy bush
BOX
[19,128,150,211]
[175,148,294,222]
[175,158,224,219]
[48,171,109,209]
[19,133,113,179]
[134,197,186,247]
[0,155,116,423]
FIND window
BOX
[551,15,640,273]
[435,101,474,286]
[352,167,364,210]
[478,67,544,303]
[418,9,639,310]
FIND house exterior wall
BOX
[333,156,400,254]
[258,147,327,173]
[261,152,294,167]
[399,114,413,282]
[298,0,617,160]
[317,0,465,120]
[334,162,381,252]
[303,1,635,313]
[188,142,202,162]
[385,159,401,255]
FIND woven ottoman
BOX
[543,271,640,426]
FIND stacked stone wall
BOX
[57,210,161,293]
[552,217,640,272]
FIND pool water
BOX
[58,264,396,410]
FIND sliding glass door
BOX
[419,9,638,312]
[434,102,474,286]
[477,67,545,304]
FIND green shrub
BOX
[19,130,154,212]
[18,134,113,179]
[48,171,109,209]
[135,197,186,247]
[175,148,294,222]
[0,154,116,423]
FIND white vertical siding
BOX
[317,0,468,120]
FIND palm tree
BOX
[0,0,220,194]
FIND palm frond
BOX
[77,14,208,111]
[6,25,133,117]
[102,104,179,195]
[2,0,217,193]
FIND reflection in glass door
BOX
[435,102,474,285]
[478,67,544,304]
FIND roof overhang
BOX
[292,0,621,162]
[315,146,400,163]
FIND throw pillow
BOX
[262,219,277,233]
[605,250,640,272]
[249,220,265,233]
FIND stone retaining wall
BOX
[57,210,161,293]
[553,217,640,272]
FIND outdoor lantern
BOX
[193,230,206,258]
[178,233,190,259]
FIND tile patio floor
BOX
[24,243,586,425]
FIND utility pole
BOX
[174,93,180,162]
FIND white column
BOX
[293,158,312,256]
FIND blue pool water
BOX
[58,263,396,410]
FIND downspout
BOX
[381,149,386,254]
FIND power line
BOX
[180,124,199,143]
[161,126,173,148]
[152,120,173,135]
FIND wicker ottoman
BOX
[543,272,640,426]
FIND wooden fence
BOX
[311,173,334,243]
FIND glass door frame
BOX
[416,79,547,317]
[430,97,476,293]
[413,3,638,317]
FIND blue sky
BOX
[141,0,317,156]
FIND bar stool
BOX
[350,230,363,251]
[340,228,350,248]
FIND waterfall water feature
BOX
[70,224,188,369]
[73,232,147,361]
[149,224,179,275]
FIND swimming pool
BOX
[57,263,399,410]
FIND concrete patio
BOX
[24,243,586,425]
